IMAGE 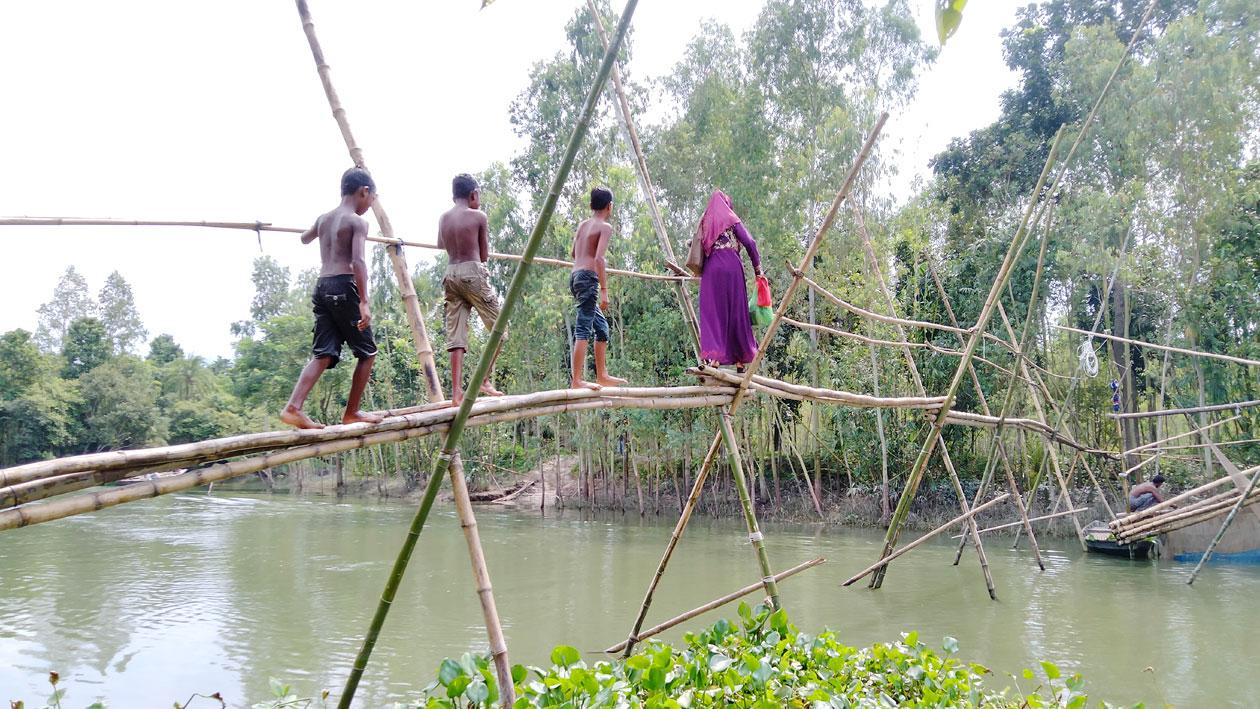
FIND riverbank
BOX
[211,457,1114,537]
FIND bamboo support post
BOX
[1110,400,1260,420]
[922,254,1045,572]
[295,0,442,402]
[843,494,1011,587]
[871,126,1063,589]
[851,206,998,597]
[338,4,640,703]
[604,557,825,655]
[719,413,780,607]
[587,0,701,353]
[620,434,723,657]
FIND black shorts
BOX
[311,275,377,368]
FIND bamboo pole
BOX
[842,494,1011,587]
[869,127,1064,589]
[0,385,733,488]
[799,273,969,336]
[620,434,723,657]
[1116,485,1260,542]
[1122,415,1242,457]
[586,0,701,353]
[0,394,731,532]
[603,557,825,655]
[1108,475,1238,529]
[719,413,780,606]
[1111,400,1260,421]
[952,508,1090,537]
[694,367,944,410]
[1053,325,1260,369]
[922,246,1046,571]
[294,0,442,401]
[851,206,998,598]
[337,5,639,704]
[0,218,693,284]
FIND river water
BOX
[2,493,1257,707]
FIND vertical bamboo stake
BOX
[587,0,701,354]
[295,0,442,401]
[868,344,890,524]
[926,262,1045,570]
[868,127,1064,589]
[720,413,780,604]
[335,2,641,705]
[852,207,1000,596]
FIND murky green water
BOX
[2,493,1257,707]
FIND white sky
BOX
[0,1,1017,360]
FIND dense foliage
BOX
[412,605,1119,709]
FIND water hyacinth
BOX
[418,605,1120,708]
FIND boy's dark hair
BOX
[1152,474,1166,486]
[341,167,376,197]
[453,173,479,200]
[590,187,613,211]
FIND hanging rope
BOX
[1077,337,1100,377]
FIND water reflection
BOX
[1,493,1257,706]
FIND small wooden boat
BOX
[1084,520,1158,559]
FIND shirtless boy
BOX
[569,187,627,390]
[279,167,383,429]
[438,173,505,406]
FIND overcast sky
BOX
[0,1,1018,360]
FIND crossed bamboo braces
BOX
[4,0,1259,705]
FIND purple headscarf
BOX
[699,190,741,254]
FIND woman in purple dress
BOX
[696,190,762,368]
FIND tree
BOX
[35,266,96,352]
[232,256,292,338]
[98,270,148,354]
[78,356,167,451]
[61,317,112,379]
[147,334,184,365]
[0,329,42,400]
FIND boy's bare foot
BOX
[596,374,628,387]
[571,379,602,391]
[342,410,384,425]
[280,406,324,430]
[479,383,505,397]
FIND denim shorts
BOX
[311,275,377,368]
[569,269,608,343]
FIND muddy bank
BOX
[208,462,1114,536]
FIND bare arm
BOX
[478,212,490,263]
[436,215,445,251]
[300,218,319,245]
[595,223,612,309]
[352,217,371,330]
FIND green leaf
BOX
[709,653,733,672]
[550,645,581,667]
[1041,660,1061,680]
[943,636,959,654]
[446,675,472,698]
[268,677,289,698]
[510,664,529,684]
[935,2,964,46]
[626,655,650,672]
[466,678,490,704]
[439,658,465,687]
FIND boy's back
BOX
[571,217,610,272]
[438,205,488,265]
[314,207,368,276]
